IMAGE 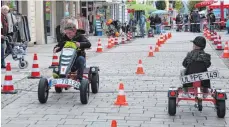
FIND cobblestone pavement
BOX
[1,33,229,127]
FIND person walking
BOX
[1,5,10,69]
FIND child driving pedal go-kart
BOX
[53,22,91,81]
[182,36,211,98]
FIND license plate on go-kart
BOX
[180,70,219,84]
[52,79,80,88]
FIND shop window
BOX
[81,8,87,17]
[81,2,86,7]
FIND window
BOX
[81,2,86,7]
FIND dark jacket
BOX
[207,12,215,24]
[154,16,161,24]
[182,49,211,69]
[182,49,211,88]
[149,16,155,26]
[54,30,91,57]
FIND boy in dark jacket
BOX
[182,36,211,98]
[53,22,91,81]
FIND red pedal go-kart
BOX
[168,70,227,118]
[38,41,99,104]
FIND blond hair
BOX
[1,5,9,13]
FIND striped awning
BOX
[195,0,217,8]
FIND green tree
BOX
[175,0,183,12]
[156,0,166,10]
[188,0,205,12]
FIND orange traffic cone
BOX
[170,32,172,38]
[1,63,17,94]
[154,44,159,52]
[121,35,125,44]
[136,59,145,74]
[107,42,113,49]
[224,41,228,50]
[107,37,112,49]
[115,37,119,45]
[216,41,223,50]
[217,35,222,45]
[114,82,128,106]
[127,32,130,41]
[210,32,214,41]
[111,37,115,47]
[148,46,154,57]
[157,39,161,47]
[111,120,117,127]
[165,34,167,42]
[221,49,229,58]
[28,53,41,79]
[159,34,164,44]
[96,38,103,52]
[213,35,218,45]
[96,42,103,53]
[203,29,207,37]
[49,53,59,68]
[130,32,133,40]
[167,33,170,39]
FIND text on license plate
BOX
[180,70,219,84]
[53,79,80,88]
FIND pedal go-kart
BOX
[168,70,227,118]
[38,41,99,104]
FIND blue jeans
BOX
[1,42,5,67]
[140,24,145,37]
[72,56,86,80]
[155,24,161,34]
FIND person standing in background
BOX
[1,5,10,69]
[149,14,155,35]
[88,12,94,34]
[195,11,201,32]
[154,14,161,34]
[139,12,146,38]
[207,9,215,32]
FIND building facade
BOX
[1,0,128,46]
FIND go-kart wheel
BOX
[80,79,90,104]
[18,60,28,69]
[38,78,49,104]
[55,87,63,93]
[168,98,176,116]
[216,100,226,118]
[91,73,99,94]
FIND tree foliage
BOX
[175,0,183,12]
[188,0,205,12]
[156,0,166,10]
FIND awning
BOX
[208,0,229,9]
[195,0,217,8]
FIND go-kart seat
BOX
[183,61,210,88]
